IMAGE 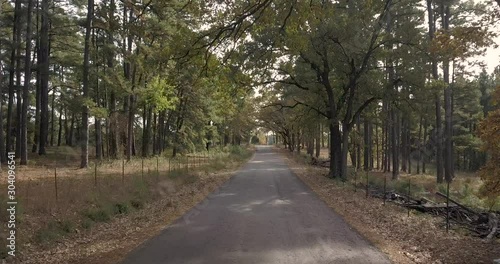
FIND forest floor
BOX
[281,148,500,264]
[0,146,253,263]
[314,147,495,211]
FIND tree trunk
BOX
[391,108,399,179]
[142,106,152,157]
[125,9,135,161]
[427,0,443,183]
[441,2,453,183]
[406,124,412,174]
[95,117,102,160]
[341,123,349,179]
[80,0,93,168]
[369,122,374,169]
[417,116,423,174]
[157,110,165,154]
[32,0,41,153]
[38,0,50,155]
[106,0,117,158]
[15,17,22,158]
[152,111,157,155]
[315,123,320,158]
[375,122,379,170]
[329,121,342,178]
[356,117,361,170]
[423,119,427,173]
[94,31,102,161]
[401,118,407,172]
[364,118,370,171]
[321,123,325,148]
[296,130,301,153]
[6,0,21,157]
[20,0,34,165]
[50,90,55,146]
[57,106,62,146]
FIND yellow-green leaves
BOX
[141,75,178,112]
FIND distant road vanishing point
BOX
[121,145,390,264]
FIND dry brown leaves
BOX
[16,163,241,264]
[283,151,500,264]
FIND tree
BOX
[478,85,500,200]
[20,0,34,165]
[38,0,50,155]
[80,0,94,168]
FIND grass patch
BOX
[112,202,130,215]
[81,218,93,229]
[35,220,76,244]
[9,145,254,258]
[130,199,145,210]
[83,207,111,223]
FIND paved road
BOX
[121,146,390,264]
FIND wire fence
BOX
[1,151,228,218]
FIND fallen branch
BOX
[486,213,499,240]
[435,191,478,216]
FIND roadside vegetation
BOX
[0,145,253,262]
[294,148,499,212]
[284,148,499,264]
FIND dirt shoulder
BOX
[16,156,250,264]
[282,150,499,264]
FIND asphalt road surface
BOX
[121,146,391,264]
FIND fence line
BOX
[9,152,217,216]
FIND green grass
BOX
[83,207,112,223]
[35,220,76,244]
[112,202,130,215]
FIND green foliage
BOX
[140,75,178,112]
[35,220,76,244]
[112,202,130,215]
[83,208,111,223]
